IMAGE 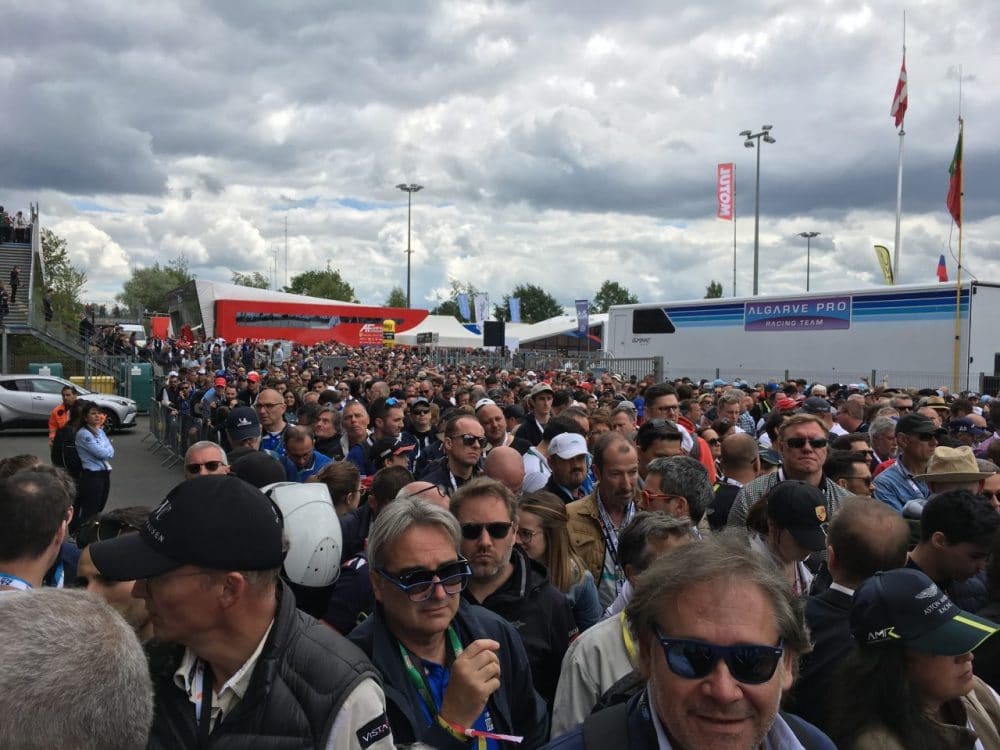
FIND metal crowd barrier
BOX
[144,400,221,468]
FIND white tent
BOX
[394,315,484,348]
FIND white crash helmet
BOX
[263,482,342,587]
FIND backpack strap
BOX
[582,703,629,750]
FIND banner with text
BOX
[717,163,734,220]
[473,293,490,324]
[744,296,851,331]
[575,299,590,335]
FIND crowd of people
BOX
[5,335,1000,748]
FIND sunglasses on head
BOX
[785,437,829,450]
[460,522,513,540]
[74,518,142,549]
[377,559,471,602]
[450,433,487,448]
[653,625,785,685]
[185,460,225,474]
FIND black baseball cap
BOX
[850,568,997,655]
[90,475,285,581]
[897,413,947,436]
[765,480,828,552]
[800,396,832,415]
[225,406,261,441]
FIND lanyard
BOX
[596,495,634,582]
[0,573,32,590]
[192,660,214,748]
[620,613,638,664]
[398,628,512,748]
[399,626,464,723]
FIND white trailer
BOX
[606,282,1000,391]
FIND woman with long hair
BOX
[827,567,1000,749]
[745,480,827,596]
[516,491,602,631]
[73,399,114,527]
[310,460,362,517]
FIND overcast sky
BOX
[4,0,997,311]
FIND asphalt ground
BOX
[0,415,184,510]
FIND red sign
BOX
[717,163,734,220]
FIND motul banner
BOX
[717,163,734,220]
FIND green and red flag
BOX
[947,126,963,226]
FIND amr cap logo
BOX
[236,416,252,427]
[151,500,172,522]
[915,584,940,600]
[867,626,898,643]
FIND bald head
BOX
[484,446,525,495]
[398,481,450,511]
[720,433,759,469]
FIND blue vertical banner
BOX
[473,293,490,324]
[509,297,521,324]
[575,299,589,335]
[456,293,471,321]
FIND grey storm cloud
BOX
[3,0,998,306]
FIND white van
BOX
[119,323,146,347]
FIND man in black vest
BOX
[90,475,395,749]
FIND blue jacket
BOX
[349,600,549,749]
[75,426,114,471]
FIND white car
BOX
[0,374,138,431]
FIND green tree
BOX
[283,262,358,302]
[704,280,724,299]
[511,283,562,323]
[385,286,408,308]
[430,280,479,319]
[591,280,638,313]
[41,228,87,326]
[231,270,270,289]
[117,256,194,315]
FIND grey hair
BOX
[720,388,744,405]
[619,511,694,571]
[626,533,812,673]
[977,459,999,474]
[368,497,461,570]
[868,416,897,439]
[646,455,713,524]
[0,589,153,749]
[184,440,228,465]
[611,401,636,416]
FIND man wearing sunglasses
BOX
[418,414,485,495]
[90,476,395,750]
[183,441,230,480]
[872,413,946,513]
[453,477,578,707]
[544,536,832,749]
[726,414,849,531]
[349,496,548,748]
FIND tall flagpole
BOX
[893,13,906,279]
[732,166,737,297]
[952,116,965,394]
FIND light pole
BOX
[798,231,820,291]
[395,183,423,308]
[740,126,776,296]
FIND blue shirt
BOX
[75,427,114,471]
[872,459,929,513]
[281,450,332,483]
[421,659,499,750]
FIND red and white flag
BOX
[717,163,734,220]
[890,54,908,128]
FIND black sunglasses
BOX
[74,518,142,549]
[785,437,829,450]
[185,460,225,474]
[411,408,431,416]
[460,522,513,541]
[377,559,471,602]
[450,434,487,448]
[653,625,785,685]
